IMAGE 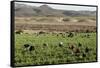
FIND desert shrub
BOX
[36,18,55,22]
[77,19,87,22]
[38,31,46,34]
[75,30,80,33]
[62,18,70,22]
[86,29,90,33]
[15,30,23,34]
[90,17,96,21]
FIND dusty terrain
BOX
[15,16,96,33]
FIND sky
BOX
[15,2,96,11]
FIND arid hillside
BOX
[15,16,96,33]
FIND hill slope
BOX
[15,3,96,17]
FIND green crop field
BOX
[14,32,97,66]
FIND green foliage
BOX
[15,32,97,66]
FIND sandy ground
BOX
[15,17,96,32]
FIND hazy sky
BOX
[15,2,96,11]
